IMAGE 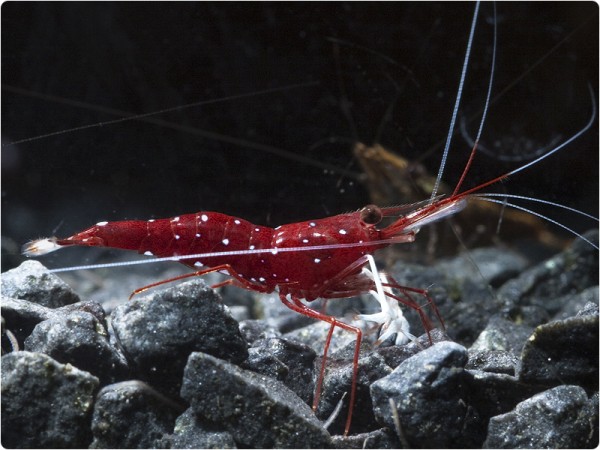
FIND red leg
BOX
[129,263,271,299]
[278,293,361,437]
[382,276,446,341]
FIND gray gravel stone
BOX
[1,351,99,448]
[159,408,237,449]
[470,316,534,356]
[498,229,599,318]
[111,279,247,396]
[331,427,400,448]
[465,370,543,423]
[484,385,597,448]
[315,342,391,435]
[370,341,480,448]
[2,296,107,350]
[552,286,599,320]
[181,351,331,448]
[238,319,281,344]
[90,380,183,448]
[243,337,316,404]
[466,349,519,375]
[1,260,80,307]
[24,310,129,385]
[518,311,599,390]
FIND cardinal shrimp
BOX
[3,2,599,444]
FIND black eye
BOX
[360,204,382,225]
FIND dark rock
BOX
[465,370,544,422]
[243,337,316,404]
[497,229,599,317]
[227,305,251,321]
[470,316,534,356]
[370,341,481,448]
[331,427,400,448]
[375,328,449,369]
[553,286,599,320]
[181,351,331,448]
[466,349,519,375]
[518,312,599,390]
[284,319,357,356]
[1,260,80,307]
[315,341,391,435]
[436,247,529,287]
[159,408,237,449]
[1,351,99,448]
[577,300,599,316]
[90,380,183,448]
[484,385,597,448]
[24,310,129,385]
[2,296,108,350]
[111,279,248,397]
[238,319,281,344]
[259,292,316,332]
[242,346,289,381]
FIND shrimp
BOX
[9,2,599,438]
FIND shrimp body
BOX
[24,199,466,301]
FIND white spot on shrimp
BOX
[195,233,201,238]
[222,238,230,246]
[271,248,278,255]
[172,216,180,222]
[275,238,283,244]
[309,222,316,227]
[314,232,322,237]
[302,239,309,243]
[201,214,208,222]
[144,251,153,256]
[314,258,321,264]
[285,278,289,282]
[148,219,155,222]
[175,234,180,240]
[194,262,203,267]
[249,245,255,250]
[96,221,108,226]
[255,227,260,232]
[234,219,241,225]
[82,238,89,242]
[339,229,347,235]
[272,273,277,278]
[259,277,266,282]
[251,277,257,282]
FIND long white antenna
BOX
[430,1,480,201]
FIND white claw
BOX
[358,256,415,346]
[21,238,62,256]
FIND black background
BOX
[2,2,598,270]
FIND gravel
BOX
[1,229,597,448]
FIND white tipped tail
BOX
[22,238,63,256]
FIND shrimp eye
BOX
[360,204,382,225]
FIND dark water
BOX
[2,2,598,271]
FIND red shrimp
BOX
[17,3,598,438]
[23,198,466,435]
